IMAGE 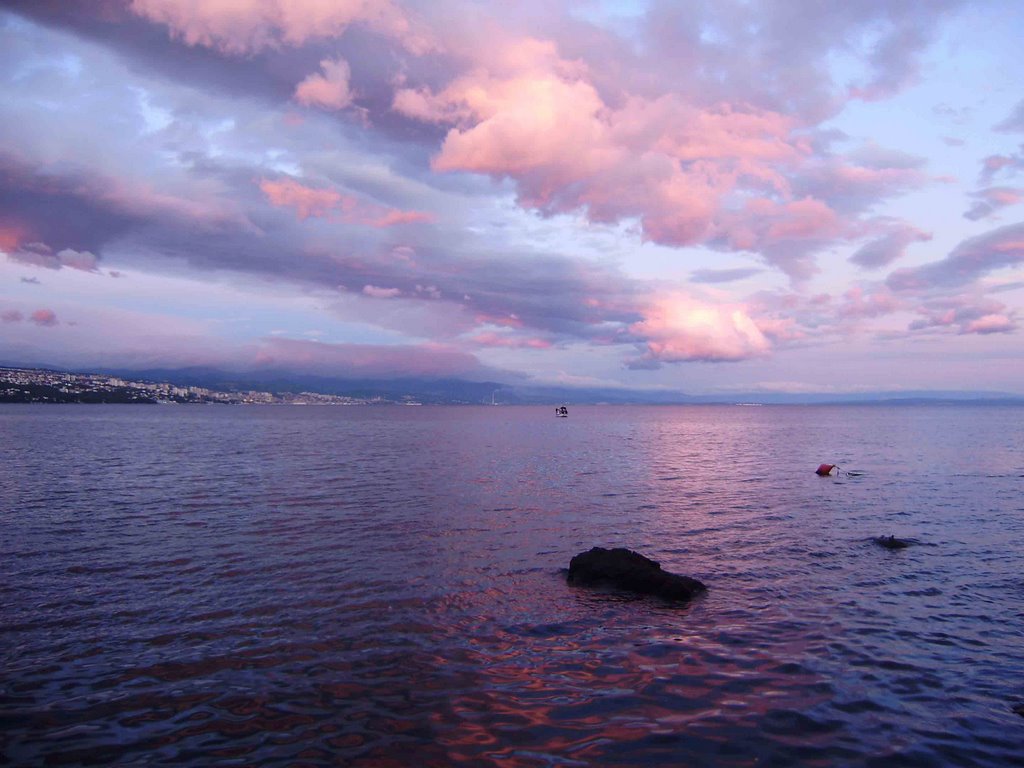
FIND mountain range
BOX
[76,365,1024,406]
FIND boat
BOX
[555,405,568,417]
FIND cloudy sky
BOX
[1,1,1022,394]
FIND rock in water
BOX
[874,535,910,550]
[567,547,706,602]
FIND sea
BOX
[1,403,1022,766]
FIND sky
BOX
[1,0,1022,395]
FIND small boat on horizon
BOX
[555,405,568,417]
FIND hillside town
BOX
[0,367,382,405]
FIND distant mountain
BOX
[5,361,1023,405]
[89,366,507,405]
[91,366,1024,406]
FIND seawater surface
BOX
[2,403,1023,766]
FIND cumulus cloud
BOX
[627,293,771,366]
[129,0,432,55]
[294,57,354,110]
[2,0,1017,386]
[392,31,929,278]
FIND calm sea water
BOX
[2,403,1023,766]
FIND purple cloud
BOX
[964,187,1023,221]
[7,242,99,272]
[909,296,1017,336]
[30,308,59,326]
[887,223,1024,292]
[690,267,762,284]
[849,223,931,269]
[1,0,1020,387]
[995,99,1024,133]
[979,148,1024,184]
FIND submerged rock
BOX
[874,535,910,550]
[567,547,706,602]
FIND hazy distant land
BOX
[2,365,1022,406]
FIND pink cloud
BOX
[963,314,1015,334]
[722,197,841,248]
[0,224,28,253]
[907,294,1018,336]
[259,177,342,220]
[372,209,434,227]
[362,285,402,299]
[469,332,553,349]
[2,310,24,323]
[985,188,1023,205]
[754,316,805,343]
[838,286,903,319]
[130,0,431,55]
[473,312,524,329]
[392,35,923,278]
[30,309,59,327]
[259,177,433,227]
[795,161,926,216]
[294,57,353,110]
[628,293,771,365]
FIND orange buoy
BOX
[815,463,836,476]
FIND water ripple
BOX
[1,404,1023,766]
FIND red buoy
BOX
[815,463,836,476]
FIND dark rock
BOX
[874,535,910,550]
[1013,702,1024,718]
[567,547,706,602]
